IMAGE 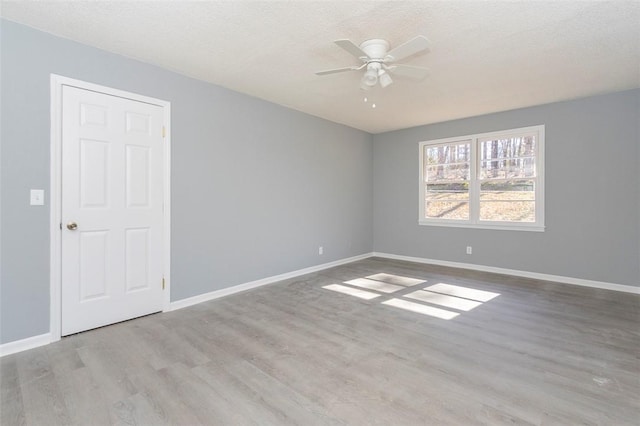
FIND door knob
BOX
[67,222,78,230]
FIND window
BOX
[419,125,544,231]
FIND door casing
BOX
[50,74,171,342]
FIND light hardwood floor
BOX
[2,257,639,425]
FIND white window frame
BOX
[418,125,545,232]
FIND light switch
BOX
[30,189,45,206]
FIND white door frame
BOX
[49,74,171,342]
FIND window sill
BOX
[418,220,545,232]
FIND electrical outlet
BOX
[30,189,44,206]
[319,246,324,255]
[466,246,472,255]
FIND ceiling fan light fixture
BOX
[316,36,430,92]
[362,67,378,87]
[378,69,393,88]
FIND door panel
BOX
[61,85,164,336]
[80,139,110,208]
[125,228,150,292]
[79,230,109,301]
[125,145,150,207]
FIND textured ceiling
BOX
[1,1,639,133]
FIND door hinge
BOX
[162,277,165,290]
[162,126,166,138]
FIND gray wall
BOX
[0,20,373,344]
[373,90,640,287]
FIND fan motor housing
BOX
[359,39,390,60]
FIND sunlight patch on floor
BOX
[344,278,405,294]
[366,273,426,287]
[322,284,381,300]
[322,273,500,320]
[382,298,459,320]
[404,289,482,311]
[425,283,500,302]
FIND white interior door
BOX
[61,85,165,336]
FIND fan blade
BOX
[334,39,369,59]
[385,36,430,62]
[387,64,430,80]
[315,66,360,76]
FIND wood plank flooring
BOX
[2,257,639,425]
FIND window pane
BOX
[480,201,535,222]
[479,157,535,179]
[480,180,535,221]
[423,141,471,221]
[424,143,470,180]
[480,180,535,199]
[479,135,536,179]
[424,142,471,166]
[426,201,469,220]
[426,163,469,182]
[426,184,469,201]
[480,135,535,161]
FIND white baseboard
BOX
[0,333,52,357]
[372,252,640,294]
[169,252,374,311]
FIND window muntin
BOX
[419,126,544,231]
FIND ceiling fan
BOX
[315,36,430,90]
